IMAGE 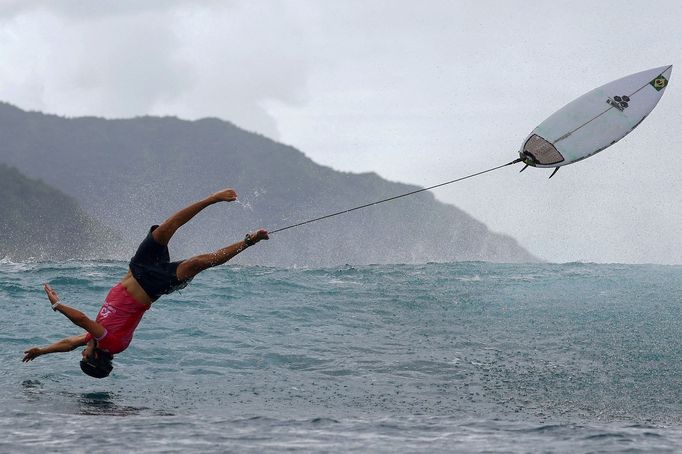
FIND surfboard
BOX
[519,65,673,172]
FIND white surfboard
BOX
[519,65,672,175]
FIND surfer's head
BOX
[80,348,113,379]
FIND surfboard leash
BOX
[269,158,523,234]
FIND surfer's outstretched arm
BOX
[152,188,238,246]
[23,334,87,362]
[176,229,269,281]
[43,284,106,337]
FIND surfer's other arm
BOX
[43,284,106,338]
[23,334,87,362]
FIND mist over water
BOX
[2,260,682,452]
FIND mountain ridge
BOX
[0,101,539,265]
[0,163,119,261]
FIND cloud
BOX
[0,0,310,138]
[153,2,312,138]
[0,9,189,117]
[0,0,228,20]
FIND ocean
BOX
[2,260,682,452]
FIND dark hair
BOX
[80,348,114,379]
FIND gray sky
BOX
[1,0,680,264]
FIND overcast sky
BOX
[1,0,680,264]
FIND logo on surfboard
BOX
[650,75,668,91]
[606,95,630,111]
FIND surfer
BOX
[22,188,268,378]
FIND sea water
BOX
[2,260,682,452]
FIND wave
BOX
[4,261,682,432]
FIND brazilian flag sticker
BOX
[650,75,668,91]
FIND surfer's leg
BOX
[152,189,237,246]
[176,241,248,280]
[175,230,268,281]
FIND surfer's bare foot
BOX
[210,188,238,203]
[249,229,269,243]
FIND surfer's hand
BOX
[210,188,238,203]
[43,284,59,305]
[23,348,42,362]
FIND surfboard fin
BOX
[519,164,529,173]
[549,167,560,179]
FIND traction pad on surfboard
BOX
[522,134,564,166]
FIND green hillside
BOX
[0,102,537,265]
[0,164,118,261]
